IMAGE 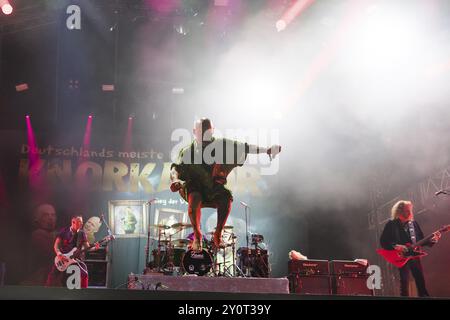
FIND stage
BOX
[127,274,290,294]
[0,285,445,300]
[2,0,450,301]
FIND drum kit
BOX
[238,233,270,277]
[144,223,270,278]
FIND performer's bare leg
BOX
[188,192,203,251]
[214,197,232,248]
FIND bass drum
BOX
[237,247,270,278]
[182,249,213,276]
[159,248,186,268]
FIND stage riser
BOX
[128,274,289,294]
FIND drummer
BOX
[186,232,209,251]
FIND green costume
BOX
[171,138,249,207]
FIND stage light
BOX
[16,83,29,92]
[174,24,189,36]
[102,84,115,91]
[276,20,287,32]
[68,79,79,89]
[172,87,184,94]
[88,115,93,119]
[214,0,228,6]
[1,2,13,15]
[25,115,30,119]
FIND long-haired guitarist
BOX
[46,215,99,288]
[379,200,441,297]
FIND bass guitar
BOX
[54,235,114,272]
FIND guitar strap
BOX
[74,259,88,275]
[407,221,417,244]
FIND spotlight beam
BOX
[124,116,133,159]
[80,115,93,162]
[276,0,316,31]
[283,0,373,111]
[25,115,49,201]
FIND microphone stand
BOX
[145,199,156,272]
[100,213,114,288]
[436,189,450,196]
[246,207,249,251]
[101,213,113,238]
[241,202,251,277]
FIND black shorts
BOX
[185,182,233,207]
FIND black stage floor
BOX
[0,286,446,300]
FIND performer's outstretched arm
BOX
[246,144,282,159]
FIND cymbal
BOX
[206,227,234,235]
[171,222,193,229]
[210,226,234,231]
[149,224,170,229]
[173,239,190,245]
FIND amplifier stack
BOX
[288,259,374,296]
[331,260,374,296]
[288,260,332,295]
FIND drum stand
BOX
[165,234,174,272]
[213,249,228,277]
[211,235,228,277]
[220,233,246,278]
[156,228,163,272]
[155,228,170,273]
[163,227,186,275]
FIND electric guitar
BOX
[377,225,450,268]
[54,235,114,272]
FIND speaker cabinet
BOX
[289,274,332,295]
[85,261,108,287]
[0,262,5,286]
[333,275,374,296]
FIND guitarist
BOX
[380,200,441,297]
[46,215,99,288]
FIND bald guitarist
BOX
[379,200,441,297]
[46,215,100,288]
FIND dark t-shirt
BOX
[57,227,88,254]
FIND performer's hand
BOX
[267,145,282,160]
[394,245,408,253]
[94,242,100,250]
[431,231,441,243]
[170,181,182,192]
[57,253,68,263]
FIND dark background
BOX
[1,0,450,295]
